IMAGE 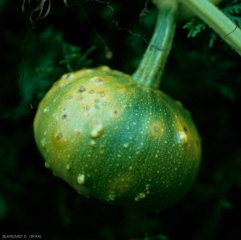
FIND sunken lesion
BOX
[110,109,122,119]
[56,133,63,140]
[150,123,164,137]
[62,114,68,120]
[78,86,86,93]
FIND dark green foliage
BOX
[0,0,241,239]
[222,0,241,27]
[183,18,206,38]
[183,0,241,47]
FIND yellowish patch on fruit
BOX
[150,123,164,136]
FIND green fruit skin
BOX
[34,66,201,211]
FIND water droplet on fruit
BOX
[134,192,146,201]
[100,92,105,97]
[89,90,95,94]
[90,125,103,138]
[90,140,96,147]
[41,138,47,147]
[179,131,187,143]
[44,162,50,169]
[66,164,71,170]
[43,107,49,113]
[123,143,129,148]
[77,174,85,185]
[145,184,151,194]
[107,194,116,201]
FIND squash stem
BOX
[180,0,241,55]
[132,0,177,89]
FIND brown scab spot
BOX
[95,77,103,83]
[184,126,188,132]
[78,86,86,93]
[151,123,164,136]
[111,109,121,119]
[84,106,90,111]
[90,77,104,84]
[62,114,67,120]
[78,97,83,101]
[65,73,72,79]
[56,133,63,140]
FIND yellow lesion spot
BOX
[116,87,127,93]
[106,172,133,198]
[150,123,164,137]
[110,108,122,119]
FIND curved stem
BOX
[132,0,177,89]
[180,0,241,55]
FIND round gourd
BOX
[33,2,201,211]
[34,66,201,211]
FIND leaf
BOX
[209,32,217,48]
[183,18,206,38]
[222,1,241,27]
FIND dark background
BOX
[1,0,241,239]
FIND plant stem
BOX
[180,0,241,55]
[132,0,177,89]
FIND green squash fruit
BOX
[34,66,201,211]
[33,2,201,211]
